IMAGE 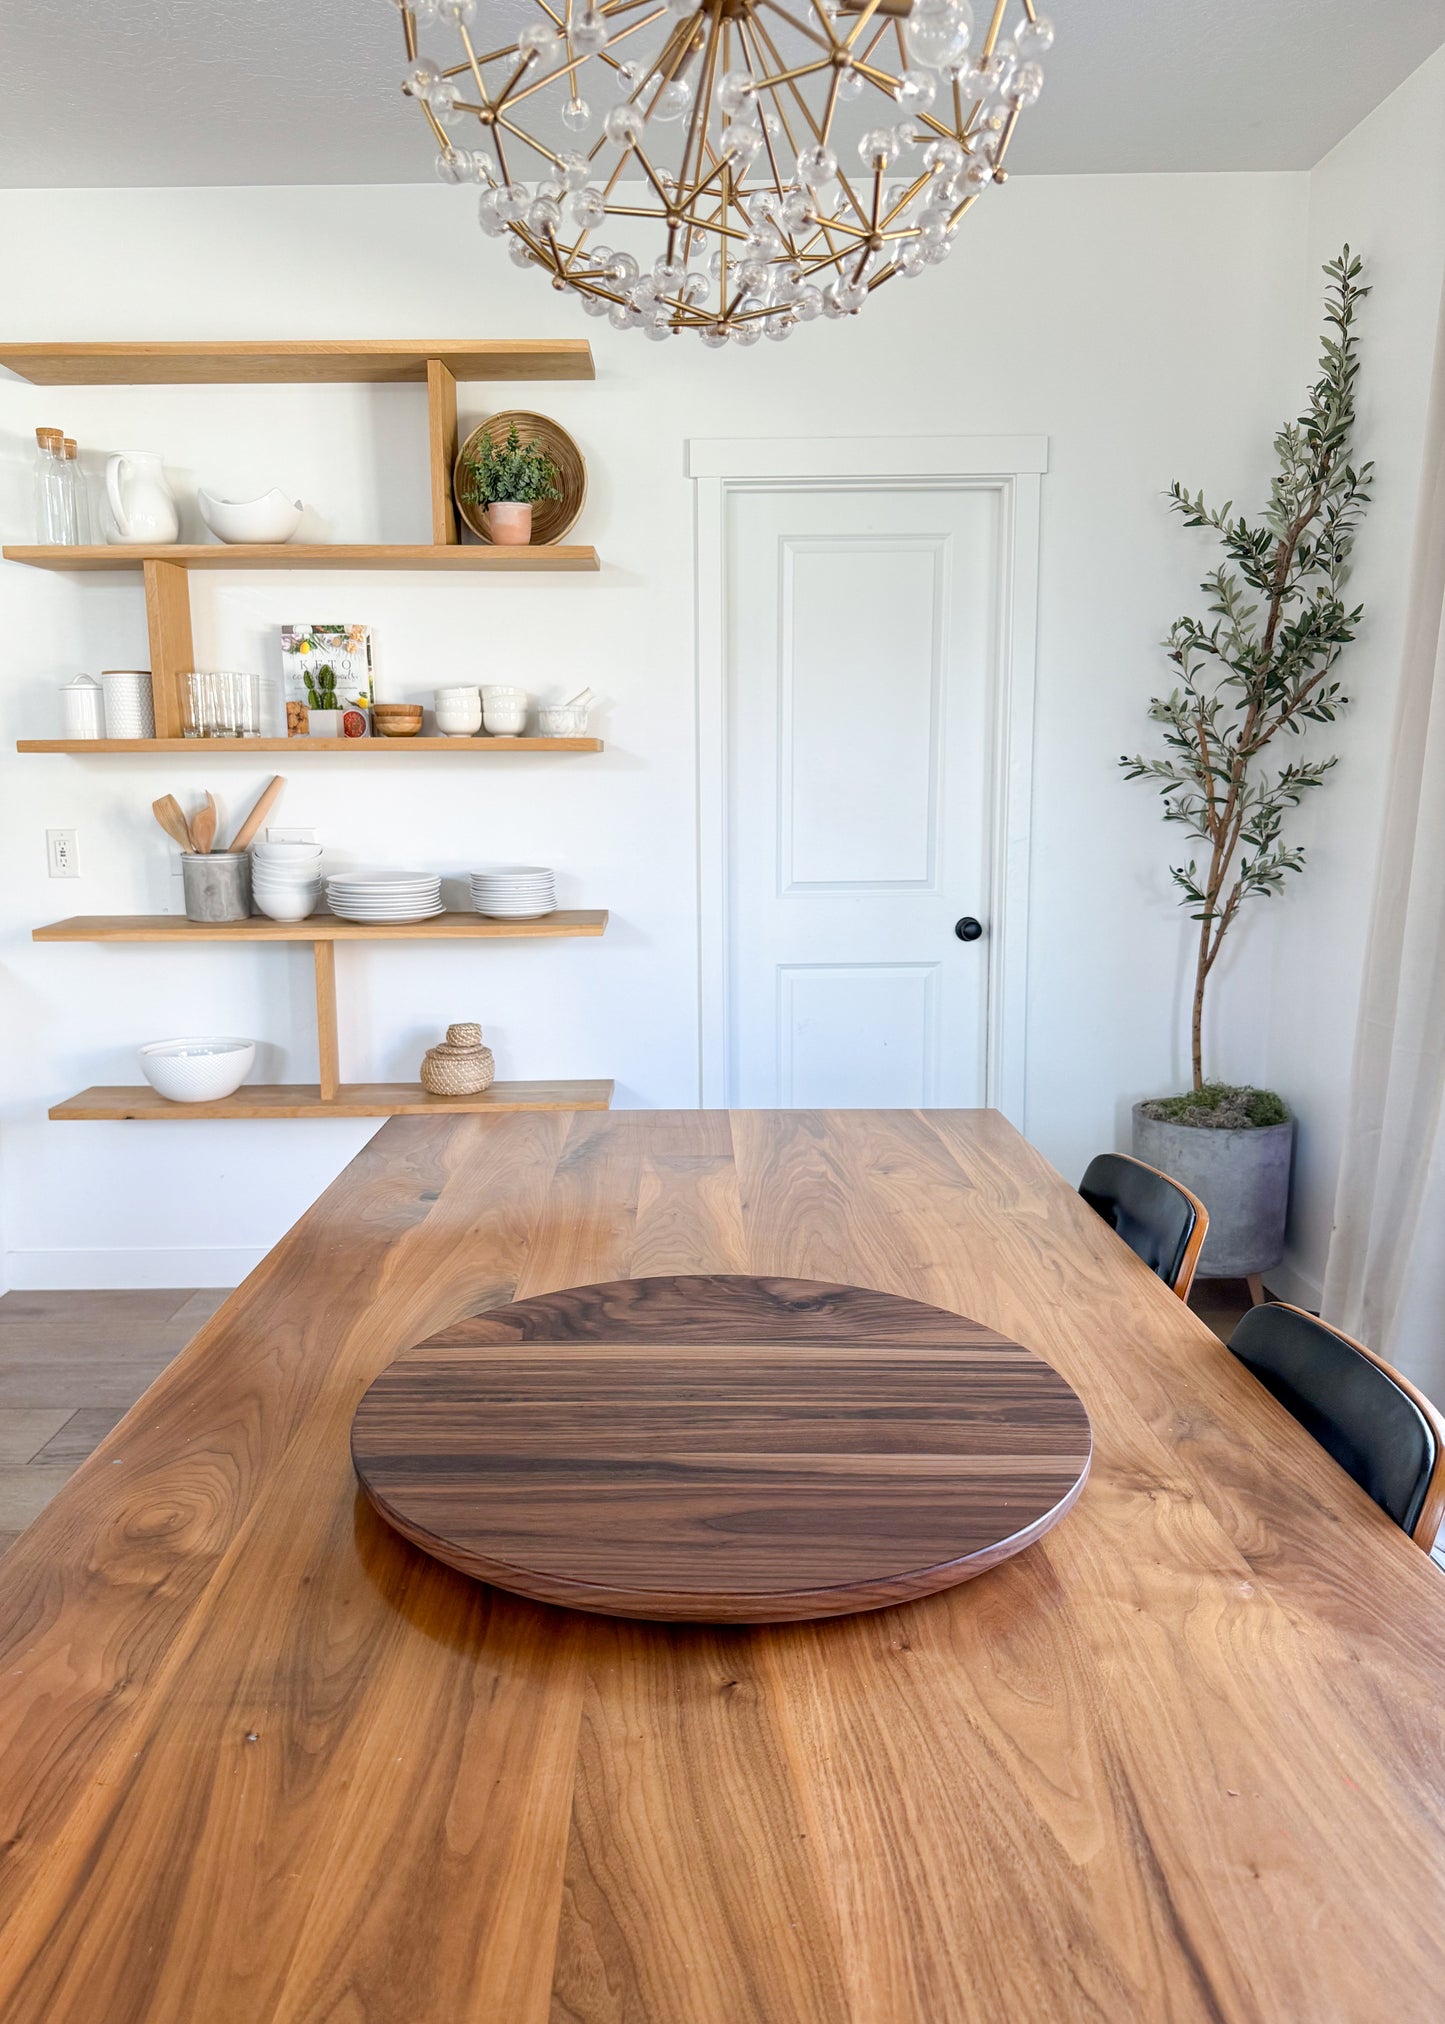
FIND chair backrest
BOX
[1228,1302,1445,1551]
[1079,1152,1208,1299]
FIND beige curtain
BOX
[1323,284,1445,1395]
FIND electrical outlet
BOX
[47,828,78,877]
[266,825,317,844]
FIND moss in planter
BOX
[1138,1082,1289,1130]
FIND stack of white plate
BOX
[251,841,323,922]
[469,864,557,920]
[326,869,445,923]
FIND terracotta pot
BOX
[486,501,533,546]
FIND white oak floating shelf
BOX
[18,737,603,756]
[34,911,608,943]
[1,543,599,572]
[37,911,611,1122]
[50,1081,615,1122]
[0,339,595,384]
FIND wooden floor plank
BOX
[0,1410,73,1466]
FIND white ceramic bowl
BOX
[254,889,319,921]
[197,488,303,545]
[139,1036,256,1102]
[481,684,528,701]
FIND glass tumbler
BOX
[184,670,261,738]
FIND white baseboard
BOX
[1261,1251,1324,1313]
[3,1247,263,1291]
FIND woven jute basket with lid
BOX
[420,1022,495,1097]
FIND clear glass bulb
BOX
[569,186,606,228]
[733,320,762,347]
[579,289,610,315]
[608,301,634,328]
[495,184,527,220]
[508,237,537,266]
[561,96,592,131]
[570,7,609,52]
[604,102,645,146]
[833,279,867,313]
[717,71,757,116]
[1015,14,1053,58]
[793,284,823,321]
[653,257,686,291]
[613,60,642,97]
[402,57,440,98]
[924,137,964,175]
[651,76,693,120]
[556,152,589,191]
[835,66,864,101]
[526,196,562,233]
[765,315,794,342]
[699,325,730,347]
[435,149,465,184]
[518,21,562,65]
[858,128,899,167]
[1006,60,1044,107]
[477,192,506,237]
[437,0,477,22]
[795,143,837,185]
[898,240,927,276]
[426,80,463,124]
[896,69,937,113]
[645,318,675,341]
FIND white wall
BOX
[1261,44,1445,1307]
[0,170,1309,1285]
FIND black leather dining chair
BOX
[1228,1303,1445,1552]
[1078,1152,1209,1300]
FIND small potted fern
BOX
[459,422,561,546]
[1122,248,1372,1285]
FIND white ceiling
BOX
[0,0,1442,186]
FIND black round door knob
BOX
[954,917,985,943]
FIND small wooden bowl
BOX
[372,705,424,738]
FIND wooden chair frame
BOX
[1087,1153,1210,1302]
[1265,1303,1445,1554]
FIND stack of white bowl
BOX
[481,685,528,735]
[469,864,556,919]
[326,869,445,923]
[251,840,323,921]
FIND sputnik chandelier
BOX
[391,0,1053,344]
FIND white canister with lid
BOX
[101,669,156,739]
[60,674,105,739]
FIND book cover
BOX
[281,624,374,736]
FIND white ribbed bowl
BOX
[139,1036,256,1102]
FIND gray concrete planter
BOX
[1131,1103,1294,1278]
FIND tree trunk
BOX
[1191,912,1209,1092]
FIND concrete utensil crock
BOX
[182,852,251,923]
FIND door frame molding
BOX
[689,434,1046,1121]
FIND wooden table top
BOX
[351,1274,1093,1620]
[1,1109,1443,2023]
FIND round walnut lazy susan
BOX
[351,1274,1093,1623]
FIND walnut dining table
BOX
[1,1109,1443,2024]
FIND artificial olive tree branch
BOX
[1122,247,1373,1092]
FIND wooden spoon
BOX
[227,774,285,854]
[152,794,196,854]
[190,791,218,856]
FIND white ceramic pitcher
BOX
[105,451,180,545]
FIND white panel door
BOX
[726,483,998,1108]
